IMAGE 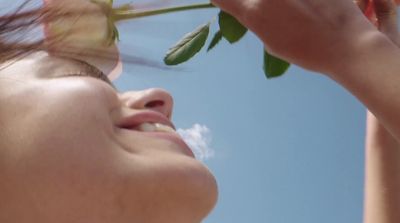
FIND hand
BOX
[210,0,384,75]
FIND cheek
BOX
[0,79,129,220]
[15,79,120,154]
[25,78,121,171]
[2,142,129,221]
[1,78,119,149]
[37,79,118,134]
[5,77,121,177]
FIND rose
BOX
[43,0,122,80]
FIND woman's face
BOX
[0,52,217,223]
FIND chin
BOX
[164,159,218,223]
[114,147,218,223]
[165,158,218,222]
[155,154,218,221]
[184,158,219,220]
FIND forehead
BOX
[0,51,96,80]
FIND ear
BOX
[43,0,122,80]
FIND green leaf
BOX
[164,23,210,65]
[263,50,290,79]
[218,11,247,44]
[207,30,223,52]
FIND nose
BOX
[119,88,174,119]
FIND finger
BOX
[366,0,379,24]
[210,0,244,17]
[373,0,400,44]
[374,0,398,31]
[355,0,370,12]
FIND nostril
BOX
[121,88,173,118]
[145,100,165,108]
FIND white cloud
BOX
[177,124,215,161]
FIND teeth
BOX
[137,123,156,132]
[137,122,175,133]
[154,123,175,133]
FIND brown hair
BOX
[0,0,76,62]
[0,0,170,70]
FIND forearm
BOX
[329,32,400,142]
[364,111,400,223]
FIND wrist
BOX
[327,30,393,81]
[326,30,400,142]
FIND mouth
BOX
[117,111,195,158]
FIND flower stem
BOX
[113,2,216,22]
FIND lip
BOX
[117,111,195,158]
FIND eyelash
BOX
[63,71,109,82]
[60,71,116,90]
[61,59,113,85]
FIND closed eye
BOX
[61,59,116,89]
[63,71,112,86]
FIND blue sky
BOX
[113,1,368,222]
